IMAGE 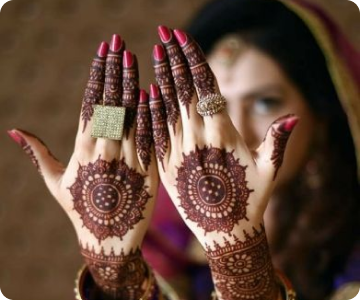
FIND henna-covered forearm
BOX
[81,244,151,300]
[206,224,280,300]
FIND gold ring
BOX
[196,94,226,117]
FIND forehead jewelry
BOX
[91,104,126,140]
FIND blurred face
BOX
[208,46,319,189]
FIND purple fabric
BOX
[334,243,360,288]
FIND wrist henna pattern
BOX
[154,58,180,133]
[69,156,151,243]
[166,44,194,117]
[182,38,216,99]
[176,146,253,234]
[82,57,106,132]
[136,101,153,171]
[206,225,278,300]
[104,52,123,106]
[81,243,147,300]
[270,114,295,180]
[149,98,169,171]
[122,59,139,138]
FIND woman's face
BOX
[208,47,319,188]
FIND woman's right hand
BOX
[8,34,159,300]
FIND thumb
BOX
[7,129,65,190]
[255,114,299,181]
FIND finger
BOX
[173,29,227,126]
[122,51,139,139]
[158,26,203,129]
[149,84,170,172]
[7,129,65,194]
[153,44,182,137]
[79,41,108,138]
[135,90,153,171]
[103,34,124,106]
[256,114,299,181]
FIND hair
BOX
[187,0,360,299]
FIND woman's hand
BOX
[8,34,158,300]
[150,26,298,300]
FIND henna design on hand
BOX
[206,225,278,300]
[122,52,139,138]
[176,146,253,234]
[104,52,123,107]
[82,56,107,132]
[176,31,216,99]
[153,45,180,133]
[149,85,170,171]
[270,114,297,180]
[136,91,153,171]
[81,243,147,300]
[69,156,151,243]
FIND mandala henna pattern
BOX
[153,56,180,133]
[136,101,153,171]
[69,156,151,243]
[104,52,123,106]
[122,58,139,138]
[206,225,278,300]
[176,146,253,234]
[270,114,295,180]
[82,57,106,132]
[182,37,216,99]
[81,244,147,300]
[149,97,169,171]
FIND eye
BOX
[251,97,283,115]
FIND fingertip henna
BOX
[149,84,169,171]
[136,90,153,171]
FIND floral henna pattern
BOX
[81,244,147,300]
[136,95,153,171]
[82,57,106,132]
[122,54,139,138]
[270,114,296,180]
[104,52,123,106]
[206,225,278,300]
[181,35,216,99]
[149,89,169,171]
[69,156,151,243]
[166,43,194,117]
[153,47,180,133]
[176,146,253,234]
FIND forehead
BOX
[208,48,290,93]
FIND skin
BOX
[208,45,319,248]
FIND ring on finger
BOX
[196,94,227,117]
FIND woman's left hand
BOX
[149,26,298,300]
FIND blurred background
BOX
[0,0,358,299]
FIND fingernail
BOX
[123,50,133,68]
[97,42,109,57]
[282,117,299,132]
[158,25,172,43]
[110,34,122,52]
[7,129,24,146]
[150,84,159,99]
[173,29,187,47]
[139,90,148,103]
[153,45,165,61]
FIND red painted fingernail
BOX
[139,90,148,103]
[97,42,109,57]
[150,84,159,99]
[174,29,187,46]
[282,117,299,131]
[153,45,165,61]
[123,50,133,68]
[158,25,172,43]
[110,34,122,52]
[7,130,24,146]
